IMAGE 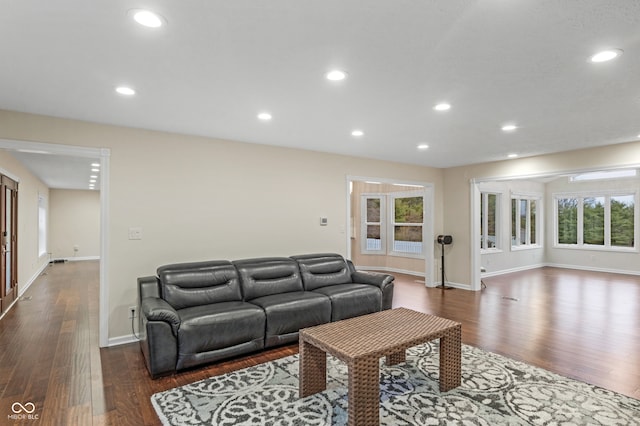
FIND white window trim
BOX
[38,193,47,258]
[360,194,386,255]
[480,192,501,253]
[359,190,426,259]
[553,189,639,252]
[388,190,425,259]
[511,192,543,251]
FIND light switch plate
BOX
[128,227,142,240]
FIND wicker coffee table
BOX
[299,307,461,426]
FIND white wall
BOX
[479,180,546,275]
[445,140,640,287]
[49,189,100,260]
[0,150,50,296]
[544,174,640,274]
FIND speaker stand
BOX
[436,241,454,290]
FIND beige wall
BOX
[0,150,50,294]
[0,109,443,343]
[49,189,100,260]
[4,107,639,341]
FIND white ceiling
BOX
[9,151,101,190]
[1,1,640,189]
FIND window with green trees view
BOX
[511,195,540,248]
[555,193,636,248]
[393,196,423,254]
[480,192,498,250]
[361,193,424,257]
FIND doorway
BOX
[346,176,434,286]
[0,139,110,346]
[0,174,18,314]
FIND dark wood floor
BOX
[0,261,639,425]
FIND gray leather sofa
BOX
[138,253,394,378]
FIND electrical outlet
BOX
[129,306,137,319]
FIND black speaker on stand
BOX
[436,235,454,290]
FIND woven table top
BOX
[299,307,461,361]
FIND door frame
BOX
[346,175,435,286]
[0,139,110,347]
[0,175,18,313]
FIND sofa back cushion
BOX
[158,261,241,310]
[291,253,352,291]
[234,257,303,301]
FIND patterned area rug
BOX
[152,342,640,425]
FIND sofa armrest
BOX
[351,270,394,288]
[350,268,395,310]
[139,297,180,378]
[141,297,181,335]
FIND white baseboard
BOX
[0,260,49,321]
[434,281,471,290]
[544,263,640,276]
[481,263,546,278]
[19,260,50,297]
[108,334,139,347]
[482,262,640,278]
[357,265,424,277]
[51,256,100,263]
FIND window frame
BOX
[511,192,543,251]
[38,193,47,257]
[388,191,425,259]
[553,189,638,252]
[360,191,425,259]
[360,194,386,255]
[480,192,500,253]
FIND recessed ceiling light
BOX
[257,112,272,121]
[129,9,165,28]
[507,153,518,158]
[590,49,623,63]
[351,130,364,137]
[91,163,100,167]
[90,175,97,179]
[434,103,451,111]
[501,124,517,132]
[326,70,348,81]
[115,86,136,96]
[91,168,99,172]
[90,179,97,183]
[417,144,429,150]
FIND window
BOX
[511,195,541,248]
[480,192,499,250]
[611,195,635,247]
[362,196,385,254]
[557,197,578,244]
[570,169,637,182]
[361,192,424,257]
[391,195,423,255]
[554,192,636,250]
[583,197,604,245]
[38,194,47,257]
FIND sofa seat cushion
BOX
[313,284,382,321]
[177,301,265,356]
[250,291,331,339]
